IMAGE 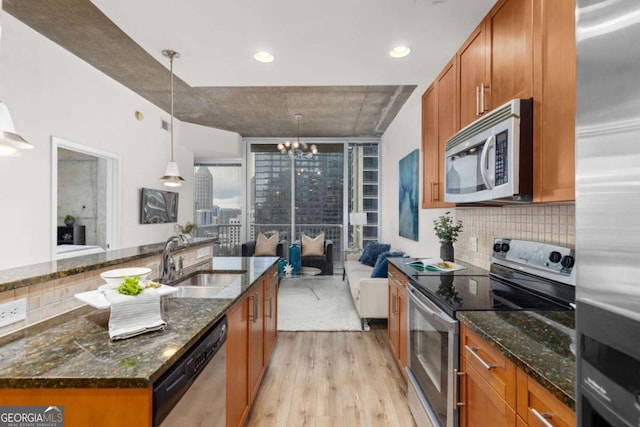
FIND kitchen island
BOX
[0,256,278,426]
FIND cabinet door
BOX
[460,357,517,427]
[248,284,265,403]
[516,368,575,427]
[488,0,534,108]
[398,285,408,372]
[436,58,458,206]
[388,282,400,358]
[532,0,576,202]
[226,296,249,427]
[264,267,278,362]
[421,83,440,208]
[458,20,489,128]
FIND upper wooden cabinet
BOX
[532,0,576,202]
[422,0,575,207]
[458,0,533,129]
[422,59,456,209]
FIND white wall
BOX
[380,86,450,259]
[0,14,194,269]
[183,122,242,161]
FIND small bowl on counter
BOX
[100,267,151,286]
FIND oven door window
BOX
[409,300,451,426]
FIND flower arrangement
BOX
[433,211,463,244]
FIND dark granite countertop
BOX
[0,238,215,292]
[0,256,278,389]
[457,311,576,409]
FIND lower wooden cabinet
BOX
[227,265,278,427]
[387,264,408,380]
[459,324,575,427]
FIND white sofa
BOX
[344,252,389,330]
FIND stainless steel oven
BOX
[407,283,458,427]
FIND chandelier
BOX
[277,113,318,160]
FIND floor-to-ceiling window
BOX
[193,162,243,255]
[246,139,379,272]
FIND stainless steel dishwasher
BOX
[153,315,227,427]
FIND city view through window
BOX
[193,141,379,263]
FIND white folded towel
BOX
[105,288,167,340]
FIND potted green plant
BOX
[433,211,463,261]
[64,214,75,227]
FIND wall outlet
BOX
[0,298,27,328]
[196,247,211,258]
[468,279,478,295]
[470,237,478,252]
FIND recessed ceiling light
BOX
[390,46,412,58]
[254,51,275,63]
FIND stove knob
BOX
[549,251,562,263]
[493,243,502,253]
[561,255,575,269]
[500,243,510,253]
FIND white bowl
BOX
[100,267,151,286]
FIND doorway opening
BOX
[51,137,121,259]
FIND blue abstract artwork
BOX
[399,149,419,241]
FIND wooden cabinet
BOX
[387,264,408,380]
[459,324,575,427]
[227,265,278,427]
[226,293,250,427]
[422,0,575,206]
[264,267,278,362]
[457,21,490,129]
[516,368,575,427]
[421,59,456,208]
[532,0,576,202]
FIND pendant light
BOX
[277,113,318,160]
[0,102,33,157]
[160,49,185,187]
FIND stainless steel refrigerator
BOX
[575,0,640,425]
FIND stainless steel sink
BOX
[176,273,244,287]
[171,273,245,299]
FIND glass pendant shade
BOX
[0,102,33,157]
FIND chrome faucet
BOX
[160,234,188,283]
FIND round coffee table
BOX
[301,267,322,276]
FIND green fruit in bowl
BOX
[117,276,144,296]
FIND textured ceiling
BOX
[3,0,497,139]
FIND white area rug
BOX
[278,277,362,331]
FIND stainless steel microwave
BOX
[444,98,533,204]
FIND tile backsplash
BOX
[454,203,575,269]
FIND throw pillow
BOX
[254,232,279,256]
[358,240,375,263]
[371,251,406,278]
[359,243,391,267]
[301,232,324,256]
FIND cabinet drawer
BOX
[460,356,517,427]
[516,368,575,427]
[461,324,516,408]
[388,265,406,288]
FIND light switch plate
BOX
[0,298,27,328]
[197,247,211,258]
[470,237,478,252]
[468,279,478,295]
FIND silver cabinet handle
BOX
[248,295,255,322]
[464,345,496,370]
[254,293,259,323]
[480,82,485,113]
[476,85,480,116]
[267,297,273,319]
[531,408,555,427]
[392,293,397,316]
[454,369,465,407]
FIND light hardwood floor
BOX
[246,324,416,427]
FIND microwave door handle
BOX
[479,135,495,190]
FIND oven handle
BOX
[407,284,457,331]
[479,134,495,190]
